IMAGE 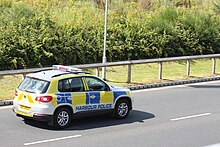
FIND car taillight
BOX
[15,90,18,96]
[35,96,53,102]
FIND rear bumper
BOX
[13,108,53,122]
[33,114,53,122]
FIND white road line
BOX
[170,113,212,121]
[24,135,82,146]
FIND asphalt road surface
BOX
[1,81,220,147]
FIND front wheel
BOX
[54,108,72,129]
[114,99,130,119]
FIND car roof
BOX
[26,70,80,81]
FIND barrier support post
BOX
[158,62,162,80]
[127,64,131,83]
[212,58,216,74]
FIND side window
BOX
[85,77,109,91]
[58,77,84,92]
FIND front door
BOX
[84,77,114,110]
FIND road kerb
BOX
[0,100,13,106]
[128,76,220,91]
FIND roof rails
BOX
[33,69,52,73]
[51,73,71,78]
[51,71,91,78]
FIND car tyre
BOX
[114,99,130,119]
[54,108,72,129]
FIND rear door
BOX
[16,77,50,107]
[14,77,50,116]
[57,77,88,110]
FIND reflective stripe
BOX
[54,91,129,107]
[18,93,24,101]
[56,93,72,105]
[14,109,33,117]
[113,91,127,102]
[17,92,35,106]
[89,92,100,104]
[86,93,89,105]
[100,92,114,104]
[27,95,34,105]
[72,92,87,106]
[82,78,89,90]
[47,79,58,93]
[51,94,57,106]
[126,91,131,96]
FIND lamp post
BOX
[102,0,108,80]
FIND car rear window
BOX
[18,77,50,94]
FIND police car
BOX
[13,65,133,129]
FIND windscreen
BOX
[18,77,50,94]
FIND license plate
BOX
[20,105,31,111]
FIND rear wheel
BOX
[114,99,130,119]
[54,108,72,129]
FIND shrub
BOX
[0,0,220,70]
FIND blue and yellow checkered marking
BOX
[56,93,72,105]
[55,91,128,106]
[56,92,88,106]
[89,92,100,104]
[86,93,89,105]
[72,92,87,106]
[100,92,113,104]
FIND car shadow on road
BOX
[23,110,155,130]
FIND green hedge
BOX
[0,1,220,70]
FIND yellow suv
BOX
[13,65,133,129]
